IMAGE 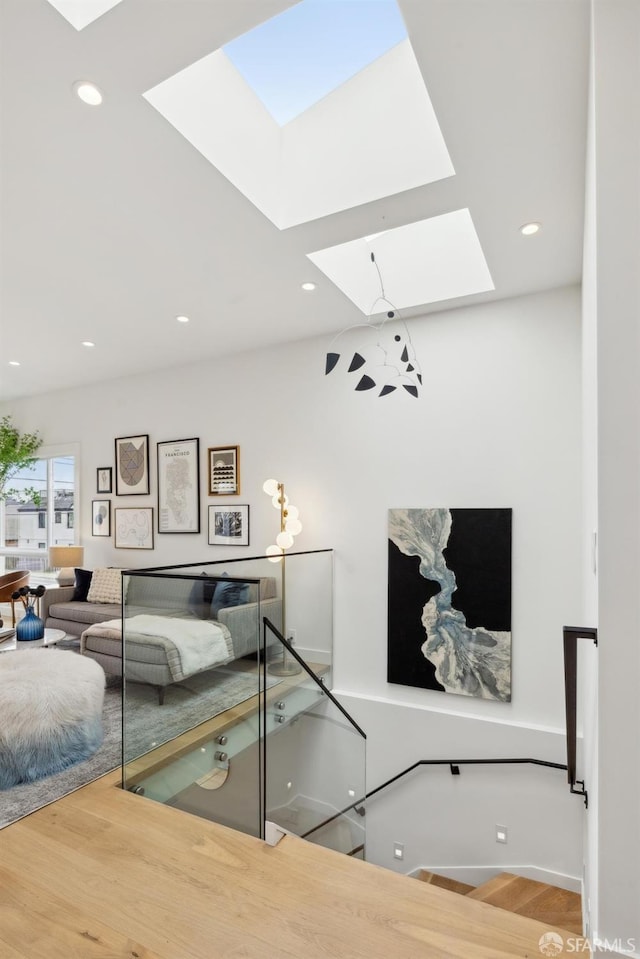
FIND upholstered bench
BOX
[0,649,105,789]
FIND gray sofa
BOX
[42,573,282,703]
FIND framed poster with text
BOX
[157,438,200,533]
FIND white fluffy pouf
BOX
[0,649,106,789]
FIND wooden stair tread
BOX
[467,872,583,936]
[467,872,526,903]
[417,870,475,895]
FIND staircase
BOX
[418,870,583,936]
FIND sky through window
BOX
[224,0,407,125]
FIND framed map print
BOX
[115,434,149,496]
[157,438,200,533]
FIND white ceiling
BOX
[0,0,590,401]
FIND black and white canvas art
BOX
[388,508,512,702]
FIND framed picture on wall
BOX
[387,507,512,702]
[114,507,154,549]
[208,504,249,546]
[157,437,200,534]
[96,467,112,494]
[208,445,239,496]
[92,499,111,537]
[115,434,150,496]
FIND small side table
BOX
[0,628,66,653]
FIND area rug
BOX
[0,665,279,830]
[123,666,279,761]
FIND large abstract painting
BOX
[388,508,512,702]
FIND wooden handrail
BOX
[562,625,598,807]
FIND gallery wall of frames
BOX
[93,435,248,550]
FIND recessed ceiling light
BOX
[73,81,103,106]
[301,282,316,291]
[82,341,95,348]
[520,221,541,236]
[8,360,20,367]
[176,315,190,323]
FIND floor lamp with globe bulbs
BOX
[263,478,303,676]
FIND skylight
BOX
[307,211,495,313]
[144,33,453,229]
[45,0,123,31]
[224,0,407,126]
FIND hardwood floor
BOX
[0,771,589,959]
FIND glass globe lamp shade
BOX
[285,518,302,536]
[272,492,288,510]
[263,479,279,496]
[266,544,283,564]
[286,505,299,521]
[276,531,294,550]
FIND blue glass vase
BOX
[16,605,45,641]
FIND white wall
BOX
[328,285,582,732]
[365,761,582,890]
[340,691,582,886]
[581,3,600,941]
[2,284,584,879]
[591,1,640,953]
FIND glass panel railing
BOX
[277,549,334,686]
[119,551,341,847]
[123,657,265,837]
[262,618,366,858]
[120,563,271,838]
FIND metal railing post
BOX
[562,626,598,807]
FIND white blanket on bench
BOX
[84,614,230,676]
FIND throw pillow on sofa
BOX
[72,568,93,601]
[210,576,249,618]
[188,575,218,619]
[86,567,125,604]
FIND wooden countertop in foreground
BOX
[0,770,582,958]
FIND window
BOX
[0,449,77,583]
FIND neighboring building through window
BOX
[0,451,77,583]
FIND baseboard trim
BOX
[408,863,581,894]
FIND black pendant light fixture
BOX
[325,252,422,398]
